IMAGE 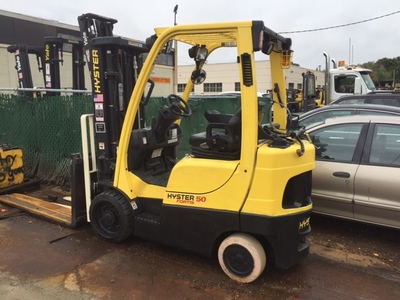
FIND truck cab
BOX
[323,52,376,103]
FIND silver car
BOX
[298,103,400,130]
[307,115,400,229]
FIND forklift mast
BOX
[8,37,85,97]
[77,13,117,75]
[301,71,316,112]
[7,44,44,97]
[71,40,86,92]
[77,13,149,182]
[43,36,86,96]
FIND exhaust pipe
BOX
[323,52,331,105]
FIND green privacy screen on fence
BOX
[0,94,93,185]
[0,94,271,186]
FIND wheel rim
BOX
[223,244,254,277]
[92,201,121,236]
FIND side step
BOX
[135,212,161,225]
[0,193,72,226]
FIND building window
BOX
[288,82,294,90]
[297,83,302,90]
[234,82,241,91]
[177,84,194,93]
[204,83,222,93]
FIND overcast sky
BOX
[2,0,399,70]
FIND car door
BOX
[309,123,366,218]
[353,123,400,228]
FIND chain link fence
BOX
[0,94,271,186]
[0,94,93,186]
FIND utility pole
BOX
[173,5,178,94]
[393,69,396,90]
[349,38,351,65]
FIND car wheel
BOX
[218,233,266,283]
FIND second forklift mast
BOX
[8,36,86,97]
[78,13,149,182]
[43,36,86,96]
[301,71,317,112]
[7,44,43,97]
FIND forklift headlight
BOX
[281,50,293,69]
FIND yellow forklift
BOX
[289,70,319,112]
[0,18,315,283]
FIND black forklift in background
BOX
[7,36,86,96]
[77,13,150,182]
[7,44,43,97]
[0,13,150,227]
[43,36,86,96]
[301,70,318,111]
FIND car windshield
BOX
[332,97,365,105]
[300,109,354,130]
[361,72,376,91]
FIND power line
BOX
[278,10,400,34]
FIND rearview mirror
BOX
[191,69,207,85]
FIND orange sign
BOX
[150,76,171,84]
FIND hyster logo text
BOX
[167,193,195,205]
[299,217,310,230]
[92,50,101,93]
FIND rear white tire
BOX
[218,233,266,283]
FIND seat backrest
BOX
[228,108,242,135]
[205,108,241,153]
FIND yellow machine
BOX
[0,19,315,283]
[290,70,321,112]
[315,87,325,107]
[0,145,24,189]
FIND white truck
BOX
[323,52,376,104]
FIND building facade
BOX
[177,61,324,96]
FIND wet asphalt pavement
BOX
[0,205,399,300]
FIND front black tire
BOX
[90,190,134,243]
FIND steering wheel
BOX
[166,94,192,117]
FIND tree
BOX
[361,57,400,88]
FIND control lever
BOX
[289,127,306,157]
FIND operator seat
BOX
[189,108,242,160]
